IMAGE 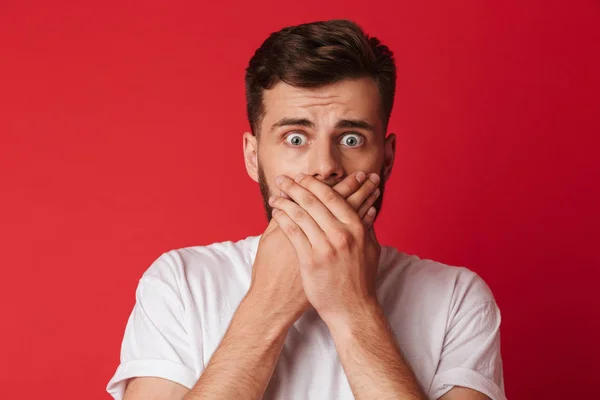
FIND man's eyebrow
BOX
[270,118,314,132]
[334,118,375,132]
[270,117,375,133]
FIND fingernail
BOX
[268,195,276,205]
[367,207,376,216]
[294,173,305,183]
[276,176,285,185]
[281,190,290,199]
[356,171,366,183]
[369,174,380,185]
[374,188,380,197]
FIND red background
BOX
[1,1,598,398]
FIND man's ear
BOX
[383,133,396,182]
[243,131,259,182]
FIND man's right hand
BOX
[245,171,381,329]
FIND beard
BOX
[257,161,386,223]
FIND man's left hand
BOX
[268,172,382,327]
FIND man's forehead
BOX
[264,78,379,104]
[262,78,382,129]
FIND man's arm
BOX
[327,300,426,400]
[122,294,291,400]
[327,303,491,400]
[184,172,380,399]
[327,284,501,400]
[183,292,292,399]
[122,291,491,400]
[270,173,497,400]
[118,171,380,400]
[270,173,426,399]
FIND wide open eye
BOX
[340,133,364,148]
[285,133,308,147]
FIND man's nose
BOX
[307,141,344,184]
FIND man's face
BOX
[244,77,395,222]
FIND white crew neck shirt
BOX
[107,235,506,400]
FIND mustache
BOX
[322,181,339,188]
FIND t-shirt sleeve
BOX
[427,273,506,400]
[106,252,198,400]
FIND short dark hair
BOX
[244,19,397,137]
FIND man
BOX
[107,19,506,400]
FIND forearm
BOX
[327,301,427,400]
[184,294,291,400]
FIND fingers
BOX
[361,206,377,228]
[273,171,381,232]
[281,171,378,213]
[281,174,369,226]
[331,171,367,201]
[271,171,371,237]
[269,194,329,247]
[270,207,314,256]
[273,175,342,233]
[346,172,381,214]
[357,184,380,219]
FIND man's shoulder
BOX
[175,234,261,267]
[140,235,261,285]
[380,245,497,309]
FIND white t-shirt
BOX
[107,235,506,400]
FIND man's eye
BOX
[285,133,307,147]
[340,133,364,147]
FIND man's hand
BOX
[268,172,382,326]
[269,173,429,400]
[184,173,381,400]
[247,171,381,328]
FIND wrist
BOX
[324,297,384,339]
[238,290,297,337]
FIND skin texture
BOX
[122,77,492,400]
[250,78,393,222]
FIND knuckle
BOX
[323,190,339,204]
[285,222,301,236]
[320,244,337,259]
[292,207,308,221]
[351,221,366,236]
[332,230,354,249]
[281,177,293,190]
[301,193,318,207]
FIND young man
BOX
[107,19,506,400]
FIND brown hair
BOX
[244,19,397,137]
